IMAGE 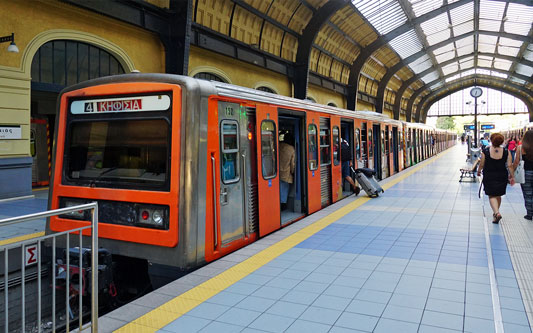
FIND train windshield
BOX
[66,119,169,189]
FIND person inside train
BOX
[279,132,295,211]
[341,139,360,196]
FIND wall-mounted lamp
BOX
[0,33,19,53]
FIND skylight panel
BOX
[498,46,520,57]
[409,55,433,74]
[491,71,507,79]
[351,0,408,35]
[478,56,493,68]
[453,21,474,36]
[408,0,443,17]
[430,82,444,90]
[433,42,455,55]
[459,58,474,70]
[493,59,512,71]
[442,62,459,76]
[479,19,501,32]
[479,0,505,20]
[420,12,449,36]
[516,64,533,77]
[504,22,533,36]
[445,73,461,82]
[478,34,497,53]
[455,36,474,57]
[477,68,491,76]
[524,49,533,62]
[506,3,533,24]
[499,37,523,48]
[504,3,533,36]
[425,30,451,46]
[450,3,473,25]
[435,51,456,63]
[388,29,423,59]
[510,77,526,85]
[421,71,439,83]
[461,68,476,77]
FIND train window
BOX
[355,128,361,160]
[221,121,240,183]
[308,124,318,171]
[67,119,169,189]
[399,131,403,151]
[368,128,373,158]
[261,121,277,179]
[320,127,331,166]
[382,130,387,154]
[332,126,340,165]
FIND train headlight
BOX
[152,211,163,225]
[137,206,167,229]
[61,199,88,220]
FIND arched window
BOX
[31,40,125,89]
[256,86,276,94]
[328,102,337,107]
[305,97,316,103]
[193,72,228,83]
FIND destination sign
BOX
[464,125,475,130]
[481,124,495,130]
[71,95,170,114]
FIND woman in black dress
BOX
[477,133,514,223]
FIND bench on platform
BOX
[459,159,479,182]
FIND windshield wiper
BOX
[90,167,118,186]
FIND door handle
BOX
[220,188,228,205]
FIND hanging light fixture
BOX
[0,33,19,53]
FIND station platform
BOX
[0,187,47,245]
[94,144,532,333]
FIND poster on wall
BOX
[0,126,22,139]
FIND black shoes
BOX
[493,213,502,224]
[524,215,532,221]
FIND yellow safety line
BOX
[32,187,49,192]
[0,232,46,247]
[115,148,452,332]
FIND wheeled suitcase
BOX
[352,167,384,198]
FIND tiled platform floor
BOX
[97,144,531,332]
[0,188,48,242]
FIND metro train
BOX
[46,74,456,291]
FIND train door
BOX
[382,126,389,178]
[412,129,418,163]
[218,102,257,245]
[307,113,321,214]
[341,120,355,197]
[278,113,305,225]
[331,117,342,202]
[373,124,381,179]
[360,122,368,168]
[368,123,374,170]
[256,105,280,236]
[391,126,394,173]
[319,117,332,208]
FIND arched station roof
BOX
[64,0,533,122]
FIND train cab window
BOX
[261,121,277,179]
[67,119,169,189]
[368,128,373,158]
[221,121,240,183]
[355,128,361,160]
[332,126,340,165]
[308,124,318,170]
[320,127,331,166]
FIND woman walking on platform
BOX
[514,130,533,220]
[477,133,513,223]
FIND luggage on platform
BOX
[352,167,384,198]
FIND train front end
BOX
[47,78,185,284]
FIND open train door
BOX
[330,116,342,202]
[256,104,281,237]
[306,113,321,214]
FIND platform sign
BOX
[481,124,495,130]
[464,125,475,130]
[25,244,38,266]
[0,125,21,139]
